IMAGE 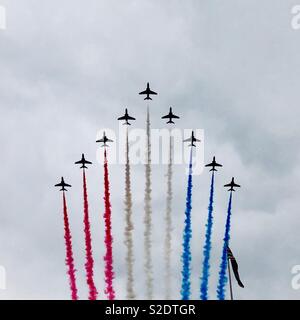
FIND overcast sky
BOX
[0,0,300,300]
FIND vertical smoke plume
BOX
[200,172,215,300]
[124,129,136,299]
[62,192,78,300]
[144,107,153,299]
[103,149,115,300]
[164,135,173,300]
[181,148,193,300]
[83,170,98,300]
[217,191,233,300]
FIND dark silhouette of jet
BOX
[139,82,157,100]
[224,177,241,191]
[162,107,180,124]
[205,156,223,172]
[55,177,71,191]
[118,108,136,125]
[75,154,92,169]
[96,131,114,147]
[184,131,201,147]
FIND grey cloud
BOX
[0,0,299,299]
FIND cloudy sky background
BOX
[0,0,300,299]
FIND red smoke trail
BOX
[83,170,98,300]
[103,149,115,300]
[62,192,78,300]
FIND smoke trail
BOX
[164,135,173,300]
[200,172,215,300]
[103,149,115,300]
[144,107,153,299]
[124,129,136,299]
[217,191,233,300]
[181,148,193,300]
[62,192,78,300]
[83,170,98,300]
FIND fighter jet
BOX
[55,177,71,191]
[183,131,201,147]
[161,107,180,124]
[205,156,223,172]
[139,82,158,100]
[96,131,114,147]
[224,177,241,191]
[118,108,136,125]
[75,154,92,169]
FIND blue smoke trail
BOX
[217,191,233,300]
[200,171,215,300]
[181,148,193,300]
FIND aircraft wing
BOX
[194,138,201,142]
[118,116,126,121]
[183,137,192,142]
[139,90,147,95]
[96,138,104,143]
[107,139,114,142]
[224,183,232,187]
[55,182,62,187]
[205,163,213,167]
[233,183,241,187]
[127,115,136,120]
[65,183,72,187]
[215,163,222,167]
[162,115,169,119]
[172,114,180,119]
[149,90,157,95]
[86,160,92,165]
[75,160,82,164]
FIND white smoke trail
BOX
[124,128,136,299]
[164,134,173,299]
[144,107,153,299]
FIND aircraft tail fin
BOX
[167,120,175,124]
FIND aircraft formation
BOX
[54,82,242,301]
[55,82,241,191]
